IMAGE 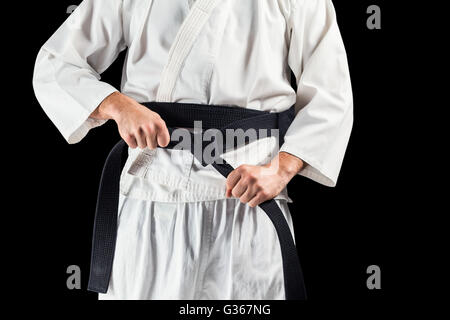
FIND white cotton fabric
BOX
[32,0,353,300]
[100,195,294,300]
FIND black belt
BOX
[87,102,307,300]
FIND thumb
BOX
[157,125,171,147]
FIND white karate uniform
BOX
[33,0,353,300]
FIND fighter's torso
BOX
[120,0,297,111]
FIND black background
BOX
[9,0,416,313]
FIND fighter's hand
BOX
[91,91,170,149]
[225,152,304,207]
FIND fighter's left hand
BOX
[225,152,304,207]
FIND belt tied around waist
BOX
[87,102,307,300]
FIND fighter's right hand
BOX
[91,91,170,149]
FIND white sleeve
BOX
[32,0,126,144]
[280,0,354,187]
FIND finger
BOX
[124,134,138,149]
[135,129,147,149]
[226,188,232,198]
[240,187,257,204]
[231,180,248,198]
[146,133,158,150]
[226,167,242,190]
[156,121,170,147]
[248,194,265,208]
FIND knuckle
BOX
[249,171,259,179]
[123,131,132,138]
[133,128,142,136]
[145,124,155,133]
[140,123,149,132]
[157,118,166,127]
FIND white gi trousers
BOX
[100,195,294,300]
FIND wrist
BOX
[277,152,304,182]
[96,91,123,121]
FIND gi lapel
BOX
[156,0,221,102]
